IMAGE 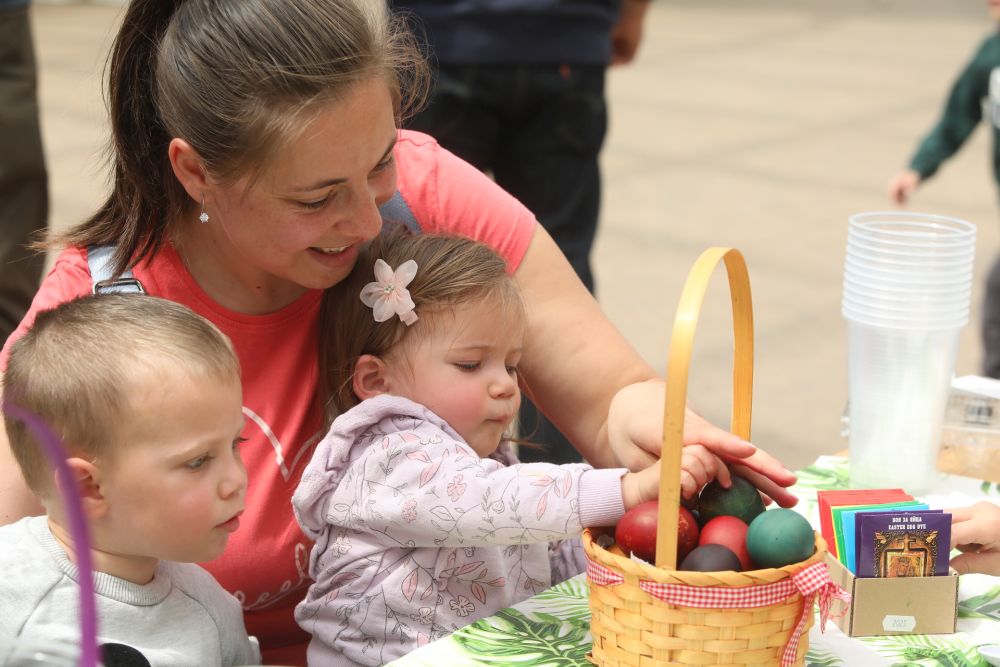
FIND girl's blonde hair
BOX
[319,231,525,422]
[50,0,429,275]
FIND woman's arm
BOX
[514,227,650,469]
[514,226,798,506]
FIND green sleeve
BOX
[909,36,995,179]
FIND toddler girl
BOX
[292,232,724,666]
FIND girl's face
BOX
[381,299,526,457]
[200,77,399,307]
[96,369,247,577]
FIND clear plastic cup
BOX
[844,318,960,493]
[841,305,969,331]
[849,212,977,244]
[842,296,969,322]
[847,231,975,251]
[845,244,976,270]
[847,221,975,246]
[842,288,972,311]
[842,272,973,296]
[844,256,973,285]
[842,296,969,320]
[846,238,975,263]
[841,303,969,331]
[847,228,975,251]
[842,282,972,308]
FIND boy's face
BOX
[992,0,1000,21]
[96,369,247,565]
[382,298,525,457]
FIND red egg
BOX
[677,506,700,563]
[698,515,752,570]
[615,501,658,562]
[614,501,700,564]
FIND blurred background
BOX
[29,0,1000,471]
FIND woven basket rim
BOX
[583,526,828,587]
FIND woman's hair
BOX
[50,0,430,275]
[319,231,525,422]
[2,294,240,497]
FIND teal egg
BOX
[746,509,815,569]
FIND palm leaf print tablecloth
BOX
[388,456,1000,667]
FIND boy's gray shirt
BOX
[0,516,260,666]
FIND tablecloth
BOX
[388,455,1000,667]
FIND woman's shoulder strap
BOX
[379,191,420,234]
[87,245,146,295]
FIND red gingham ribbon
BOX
[586,558,624,587]
[586,558,850,667]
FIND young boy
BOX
[0,295,260,666]
[887,0,1000,377]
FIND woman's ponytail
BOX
[52,0,184,275]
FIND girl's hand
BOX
[679,444,730,500]
[948,502,1000,576]
[607,379,799,508]
[621,458,660,510]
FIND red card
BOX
[817,489,912,558]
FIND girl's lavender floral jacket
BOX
[292,394,628,666]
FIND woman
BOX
[0,1,796,663]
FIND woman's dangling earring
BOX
[199,196,210,224]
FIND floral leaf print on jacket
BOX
[292,395,619,666]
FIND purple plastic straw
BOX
[3,401,99,667]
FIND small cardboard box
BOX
[824,553,959,636]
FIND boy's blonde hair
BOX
[319,231,525,421]
[3,295,240,497]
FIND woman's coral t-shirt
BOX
[1,130,536,666]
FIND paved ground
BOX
[29,0,1000,471]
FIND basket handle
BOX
[654,247,754,569]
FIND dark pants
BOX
[407,63,607,464]
[0,5,48,347]
[982,254,1000,377]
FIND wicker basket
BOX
[583,248,839,667]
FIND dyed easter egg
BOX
[679,543,743,572]
[696,475,766,526]
[698,515,752,570]
[746,508,815,569]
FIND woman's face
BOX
[202,77,399,301]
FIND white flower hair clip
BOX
[360,259,419,326]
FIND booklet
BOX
[832,500,924,566]
[841,503,928,573]
[855,510,951,578]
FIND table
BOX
[388,456,1000,667]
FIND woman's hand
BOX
[948,502,1000,575]
[607,379,799,507]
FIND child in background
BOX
[887,0,1000,377]
[0,295,259,666]
[293,232,731,666]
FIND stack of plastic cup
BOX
[843,212,976,493]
